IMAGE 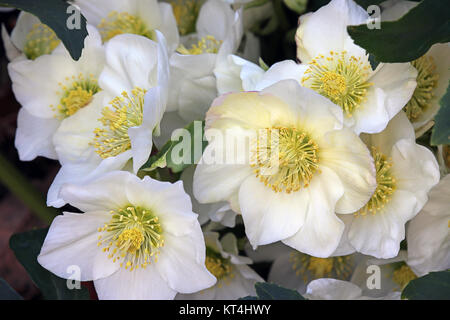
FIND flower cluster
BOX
[3,0,448,300]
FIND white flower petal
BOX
[238,175,309,247]
[155,228,216,293]
[37,211,119,281]
[319,128,376,214]
[348,190,418,259]
[15,108,59,161]
[282,166,345,257]
[94,264,177,300]
[295,0,368,63]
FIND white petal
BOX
[282,166,345,257]
[2,24,21,61]
[99,33,160,95]
[391,139,440,209]
[52,92,105,165]
[268,251,305,290]
[348,190,419,259]
[125,176,198,237]
[305,278,362,300]
[361,110,415,156]
[238,175,309,247]
[254,60,307,91]
[319,128,376,213]
[94,264,177,300]
[38,211,119,281]
[295,0,368,63]
[155,227,216,293]
[10,11,40,51]
[15,108,59,161]
[60,171,133,212]
[157,3,180,53]
[351,87,390,135]
[368,62,417,120]
[196,0,235,41]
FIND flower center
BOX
[404,55,439,122]
[392,264,417,290]
[250,127,320,193]
[302,51,373,117]
[52,73,100,119]
[23,23,60,60]
[176,35,222,55]
[98,11,156,42]
[356,147,396,216]
[92,87,146,159]
[170,0,200,36]
[205,247,233,282]
[290,253,353,282]
[97,206,164,271]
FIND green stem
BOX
[0,154,58,224]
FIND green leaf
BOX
[0,0,88,60]
[0,278,23,300]
[402,270,450,300]
[241,282,306,300]
[431,81,450,146]
[9,228,90,300]
[283,0,307,14]
[353,0,384,9]
[140,121,207,174]
[347,0,450,62]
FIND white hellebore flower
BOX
[336,111,440,259]
[167,0,243,123]
[193,80,377,257]
[73,0,179,51]
[178,232,263,299]
[295,0,417,134]
[407,174,450,276]
[381,0,450,136]
[1,11,61,61]
[38,171,216,300]
[9,26,104,161]
[47,33,169,208]
[304,278,400,300]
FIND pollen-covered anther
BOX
[171,0,200,36]
[97,206,164,271]
[52,73,100,119]
[205,247,234,286]
[23,23,60,60]
[176,35,223,55]
[404,55,439,121]
[91,87,146,159]
[251,127,320,193]
[289,253,353,283]
[302,51,373,117]
[98,11,156,42]
[356,146,396,216]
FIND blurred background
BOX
[0,10,57,300]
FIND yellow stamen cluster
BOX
[290,253,353,283]
[170,0,200,36]
[92,87,146,159]
[176,35,222,55]
[251,127,320,193]
[23,23,60,60]
[392,264,417,290]
[205,247,234,287]
[356,146,396,216]
[404,55,439,121]
[302,51,373,117]
[97,206,164,271]
[52,73,100,119]
[98,11,156,42]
